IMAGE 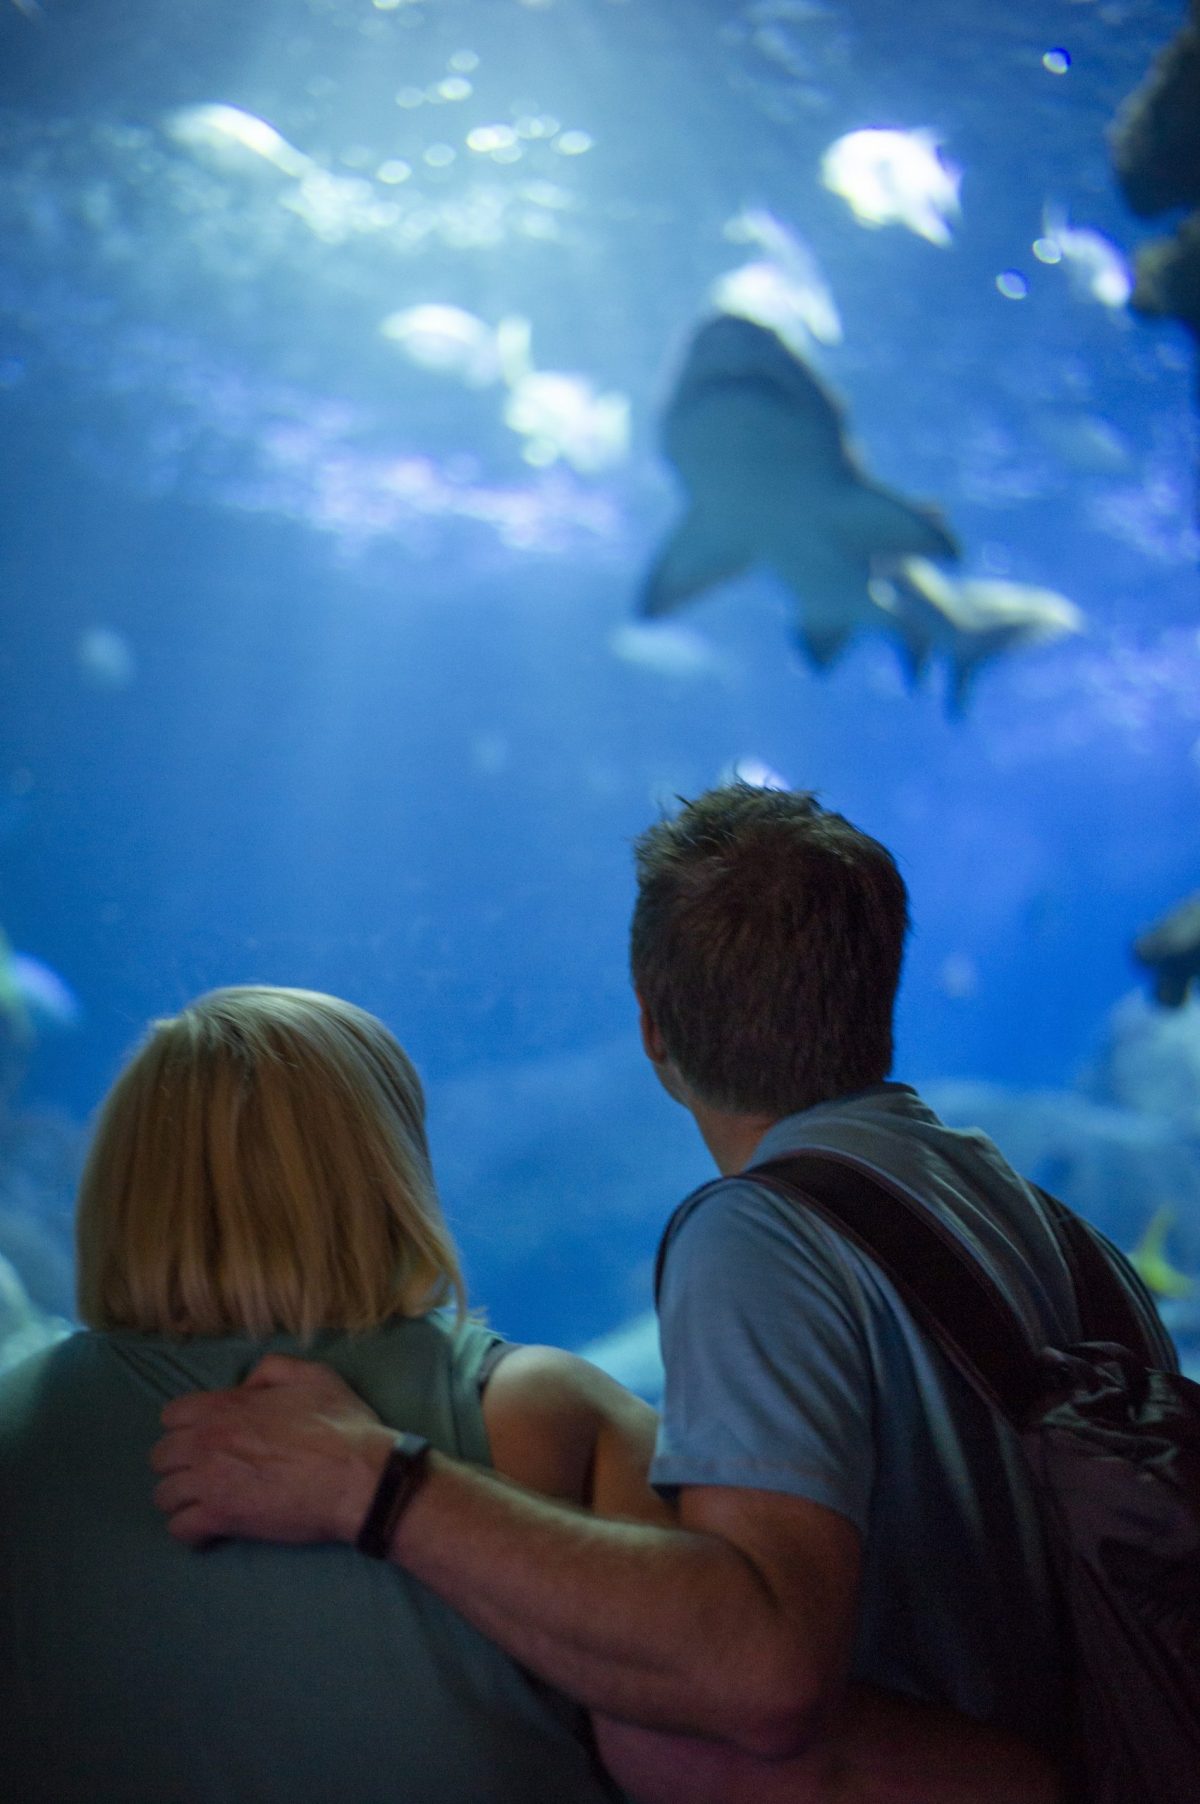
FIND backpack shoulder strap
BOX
[1030,1185,1160,1363]
[749,1151,1049,1423]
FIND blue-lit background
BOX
[0,0,1196,1384]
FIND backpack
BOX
[740,1149,1200,1804]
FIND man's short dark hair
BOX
[630,784,910,1117]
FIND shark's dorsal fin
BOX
[638,511,750,618]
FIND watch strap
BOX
[355,1431,431,1558]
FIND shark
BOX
[638,314,959,671]
[820,127,962,246]
[871,556,1086,715]
[1133,891,1200,1008]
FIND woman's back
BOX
[0,1314,622,1804]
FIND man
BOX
[152,786,1167,1794]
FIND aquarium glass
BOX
[0,0,1197,1389]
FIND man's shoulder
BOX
[659,1087,946,1262]
[655,1164,877,1319]
[659,1168,795,1256]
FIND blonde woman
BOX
[0,987,639,1804]
[0,987,1056,1803]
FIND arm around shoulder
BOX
[479,1341,862,1757]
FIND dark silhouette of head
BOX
[630,784,910,1118]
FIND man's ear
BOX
[636,993,668,1064]
[636,998,689,1108]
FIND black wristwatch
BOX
[355,1432,432,1558]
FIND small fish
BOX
[937,952,980,1000]
[379,304,522,388]
[10,953,80,1029]
[0,931,80,1041]
[872,557,1085,715]
[503,369,630,473]
[713,208,843,349]
[1133,892,1200,1008]
[77,626,136,689]
[608,622,725,680]
[820,127,962,246]
[1033,410,1131,476]
[0,948,30,1043]
[379,306,627,471]
[166,104,313,180]
[639,314,958,671]
[720,755,791,791]
[1038,206,1132,310]
[1128,1206,1195,1300]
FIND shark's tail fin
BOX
[868,574,937,689]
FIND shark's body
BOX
[639,315,958,669]
[1134,891,1200,1007]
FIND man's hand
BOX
[151,1353,394,1548]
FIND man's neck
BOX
[689,1099,782,1176]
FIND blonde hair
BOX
[76,986,465,1338]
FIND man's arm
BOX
[591,1692,1065,1804]
[481,1351,1061,1804]
[152,1348,1062,1804]
[153,1351,858,1756]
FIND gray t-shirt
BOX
[649,1083,1174,1749]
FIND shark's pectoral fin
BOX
[833,480,960,565]
[638,511,750,618]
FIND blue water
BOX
[0,0,1197,1359]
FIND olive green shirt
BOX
[0,1315,623,1803]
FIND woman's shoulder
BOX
[0,1327,96,1439]
[483,1344,669,1521]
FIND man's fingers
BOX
[163,1502,222,1548]
[153,1469,199,1518]
[152,1469,224,1545]
[160,1387,241,1430]
[153,1463,248,1545]
[149,1427,197,1476]
[148,1363,379,1548]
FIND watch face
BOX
[394,1431,432,1465]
